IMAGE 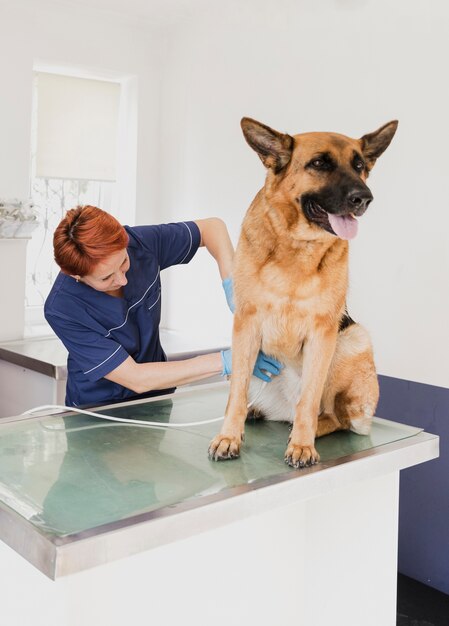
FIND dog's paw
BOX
[284,443,320,469]
[208,434,242,461]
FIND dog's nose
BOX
[347,189,373,214]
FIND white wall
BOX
[1,0,447,389]
[157,0,449,389]
[0,0,163,223]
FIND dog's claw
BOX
[208,434,242,461]
[284,443,320,469]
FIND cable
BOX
[22,404,225,427]
[22,377,269,429]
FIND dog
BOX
[209,117,398,468]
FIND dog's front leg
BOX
[208,310,261,461]
[285,329,337,468]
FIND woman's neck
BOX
[105,287,124,298]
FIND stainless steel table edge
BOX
[0,502,57,578]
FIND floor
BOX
[397,574,449,625]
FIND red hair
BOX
[53,205,129,276]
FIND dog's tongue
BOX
[328,213,358,240]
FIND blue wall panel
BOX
[377,375,449,595]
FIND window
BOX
[26,69,136,329]
[26,172,115,308]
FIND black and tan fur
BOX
[209,117,398,468]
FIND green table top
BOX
[0,383,422,538]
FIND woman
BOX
[45,205,281,407]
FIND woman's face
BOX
[77,249,130,293]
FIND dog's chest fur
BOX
[234,210,349,362]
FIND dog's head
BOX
[241,117,398,240]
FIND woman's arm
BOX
[194,218,234,279]
[104,219,234,394]
[104,352,223,395]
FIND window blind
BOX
[35,72,120,181]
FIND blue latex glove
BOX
[222,277,235,313]
[253,352,284,382]
[220,349,284,382]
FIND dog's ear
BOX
[360,120,398,168]
[241,117,294,173]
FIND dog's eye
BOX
[353,159,365,172]
[307,155,334,172]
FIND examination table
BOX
[0,381,438,626]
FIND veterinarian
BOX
[45,205,282,407]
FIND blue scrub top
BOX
[44,221,201,407]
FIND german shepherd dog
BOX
[209,117,398,468]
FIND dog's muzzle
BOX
[302,186,374,240]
